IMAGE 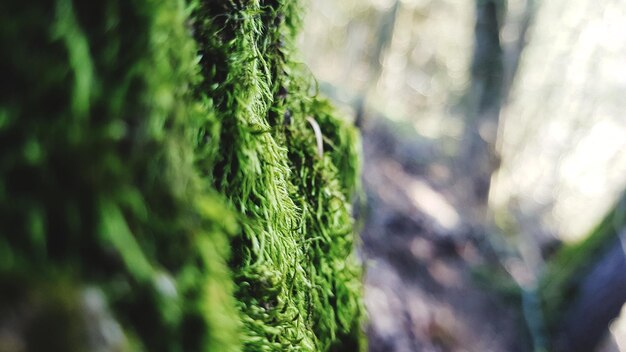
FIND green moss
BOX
[191,1,364,350]
[0,0,364,350]
[0,0,239,350]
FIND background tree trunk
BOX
[540,193,626,351]
[456,0,504,213]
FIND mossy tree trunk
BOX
[0,1,364,351]
[552,237,626,352]
[540,193,626,352]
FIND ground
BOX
[359,118,528,352]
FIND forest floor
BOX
[358,118,529,352]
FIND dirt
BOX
[359,119,529,352]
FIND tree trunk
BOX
[541,193,626,351]
[456,0,504,210]
[0,1,364,351]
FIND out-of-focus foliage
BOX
[0,0,364,351]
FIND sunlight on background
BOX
[299,0,473,138]
[490,0,626,242]
[301,0,626,242]
[610,305,626,351]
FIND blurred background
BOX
[298,0,626,351]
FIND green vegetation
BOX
[0,0,363,351]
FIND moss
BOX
[0,0,364,351]
[0,0,239,350]
[191,1,364,350]
[539,192,626,331]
